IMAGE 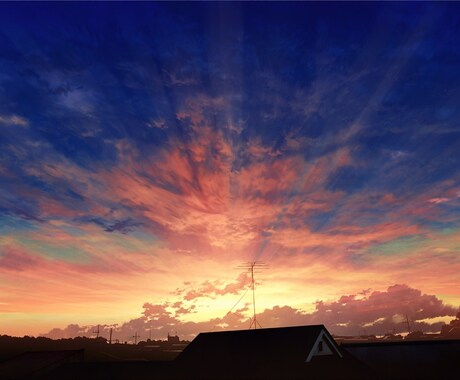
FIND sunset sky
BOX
[1,2,459,341]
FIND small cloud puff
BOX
[0,114,29,127]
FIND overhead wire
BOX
[210,280,251,331]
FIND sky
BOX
[0,2,459,341]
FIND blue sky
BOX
[0,2,459,338]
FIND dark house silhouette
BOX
[175,325,370,379]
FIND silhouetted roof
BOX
[178,325,333,365]
[173,325,366,379]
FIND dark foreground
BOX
[1,328,460,380]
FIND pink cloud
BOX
[0,246,42,271]
[19,132,451,280]
[42,284,459,341]
[267,221,420,253]
[309,284,456,327]
[0,114,29,127]
[175,272,249,301]
[14,99,440,267]
[246,138,282,159]
[429,197,451,204]
[0,231,150,281]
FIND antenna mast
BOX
[236,261,268,329]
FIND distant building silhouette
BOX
[167,333,180,345]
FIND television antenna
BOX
[236,261,268,329]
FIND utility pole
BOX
[109,327,113,345]
[93,325,100,339]
[236,261,268,329]
[132,332,140,345]
[405,315,411,334]
[149,326,152,341]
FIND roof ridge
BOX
[198,324,326,335]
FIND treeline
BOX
[0,335,188,362]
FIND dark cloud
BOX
[77,217,143,234]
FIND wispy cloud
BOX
[0,114,29,127]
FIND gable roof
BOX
[177,325,340,366]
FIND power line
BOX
[227,285,250,315]
[210,280,250,332]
